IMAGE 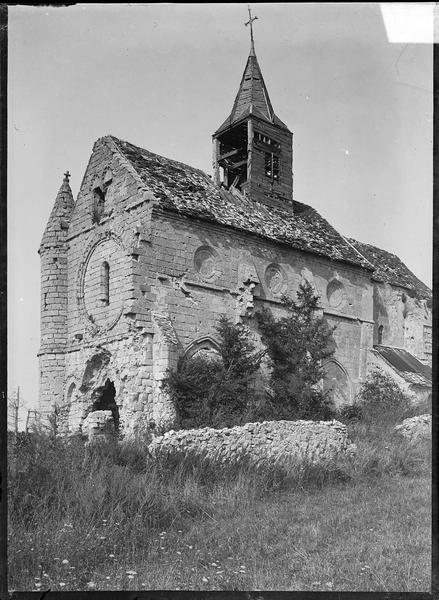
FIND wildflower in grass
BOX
[202,577,209,583]
[109,554,115,558]
[325,582,333,589]
[87,582,96,589]
[126,570,137,575]
[62,559,69,565]
[59,583,66,588]
[106,577,110,580]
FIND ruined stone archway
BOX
[79,350,111,394]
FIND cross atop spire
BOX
[245,6,258,56]
[63,170,71,183]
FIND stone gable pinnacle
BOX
[39,173,75,250]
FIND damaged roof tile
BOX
[109,136,372,270]
[348,238,431,300]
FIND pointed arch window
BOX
[100,261,110,305]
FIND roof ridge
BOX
[343,236,376,270]
[348,237,401,261]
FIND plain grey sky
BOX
[8,3,432,419]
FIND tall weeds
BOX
[8,396,430,591]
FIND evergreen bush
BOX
[254,281,337,421]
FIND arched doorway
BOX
[90,379,120,432]
[323,360,352,408]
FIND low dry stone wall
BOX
[148,420,356,471]
[394,414,431,443]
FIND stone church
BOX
[38,32,432,436]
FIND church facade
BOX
[38,38,432,436]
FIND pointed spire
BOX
[214,9,290,136]
[40,172,75,250]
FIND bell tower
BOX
[212,9,293,209]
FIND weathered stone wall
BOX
[60,138,168,434]
[146,209,374,404]
[373,282,432,364]
[149,420,356,470]
[64,329,176,437]
[39,353,66,414]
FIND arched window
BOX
[185,337,221,364]
[100,261,110,305]
[377,324,384,345]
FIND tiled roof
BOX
[348,238,431,300]
[109,136,371,269]
[372,345,432,386]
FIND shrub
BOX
[255,281,337,421]
[354,368,412,426]
[163,315,263,429]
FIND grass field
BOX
[8,418,431,592]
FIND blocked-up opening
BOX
[378,324,384,345]
[91,379,119,431]
[93,187,106,223]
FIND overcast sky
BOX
[8,3,432,420]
